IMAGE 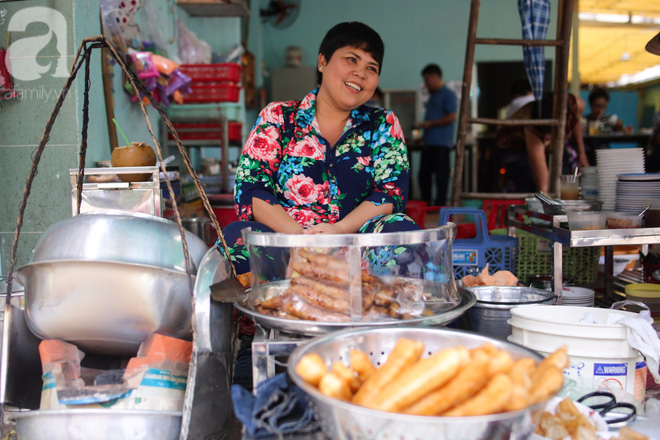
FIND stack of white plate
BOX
[615,173,660,213]
[561,286,595,307]
[596,148,645,210]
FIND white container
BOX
[508,305,648,402]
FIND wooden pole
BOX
[548,0,575,195]
[451,0,480,207]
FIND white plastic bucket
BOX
[508,305,648,402]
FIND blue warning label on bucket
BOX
[593,362,628,392]
[594,363,627,376]
[453,249,478,266]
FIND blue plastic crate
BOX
[439,207,518,278]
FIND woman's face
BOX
[590,97,608,118]
[318,46,380,112]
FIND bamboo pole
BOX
[451,0,480,207]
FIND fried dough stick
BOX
[442,373,513,417]
[352,339,424,406]
[404,347,490,415]
[366,346,469,413]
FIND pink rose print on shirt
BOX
[286,207,320,227]
[261,103,283,124]
[284,175,319,205]
[243,125,280,162]
[287,137,325,160]
[386,111,404,140]
[357,156,371,166]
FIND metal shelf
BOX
[508,205,654,302]
[176,0,250,17]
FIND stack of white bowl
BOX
[580,166,599,200]
[561,286,595,307]
[596,148,645,210]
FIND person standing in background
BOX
[417,64,457,206]
[585,87,628,135]
[504,78,535,119]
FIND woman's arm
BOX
[253,198,304,234]
[571,119,590,169]
[303,201,393,234]
[524,127,549,193]
[234,102,285,221]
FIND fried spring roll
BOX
[287,283,350,314]
[296,249,375,283]
[257,295,284,310]
[282,296,349,322]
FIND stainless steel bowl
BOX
[288,327,551,440]
[13,409,181,440]
[15,211,207,355]
[28,211,207,273]
[16,261,193,355]
[459,286,557,340]
[542,199,603,215]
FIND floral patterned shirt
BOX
[234,89,409,227]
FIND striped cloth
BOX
[518,0,551,102]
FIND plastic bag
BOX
[130,51,160,79]
[177,20,211,64]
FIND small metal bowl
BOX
[542,199,603,215]
[288,327,553,440]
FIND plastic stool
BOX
[481,199,524,232]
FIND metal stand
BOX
[251,325,308,393]
[508,205,660,302]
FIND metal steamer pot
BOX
[14,211,208,355]
[459,286,557,340]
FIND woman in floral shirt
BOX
[225,21,418,277]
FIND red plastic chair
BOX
[405,200,429,228]
[481,199,525,231]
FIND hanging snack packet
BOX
[165,69,192,96]
[130,51,159,79]
[152,54,179,76]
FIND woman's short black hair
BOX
[588,87,610,106]
[317,22,384,84]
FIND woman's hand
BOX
[302,223,345,234]
[578,153,590,170]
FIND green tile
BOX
[0,74,79,146]
[0,144,77,233]
[0,231,41,273]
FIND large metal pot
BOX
[15,211,208,355]
[13,409,181,440]
[459,286,557,340]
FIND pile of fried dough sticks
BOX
[296,339,568,416]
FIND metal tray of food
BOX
[234,286,476,336]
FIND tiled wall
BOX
[0,0,105,272]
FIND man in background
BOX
[417,64,457,206]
